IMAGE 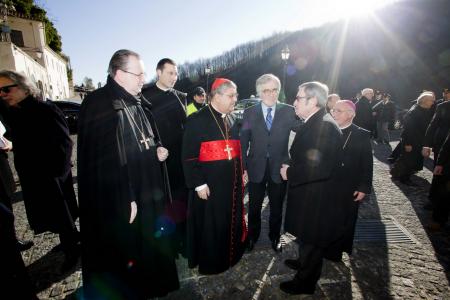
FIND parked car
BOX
[49,100,81,134]
[233,98,261,121]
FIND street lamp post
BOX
[205,63,211,95]
[281,45,290,102]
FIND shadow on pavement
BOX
[392,175,450,285]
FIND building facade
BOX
[0,14,69,100]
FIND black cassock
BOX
[391,104,434,177]
[0,96,78,235]
[78,77,178,299]
[334,124,373,255]
[142,84,188,253]
[182,106,247,275]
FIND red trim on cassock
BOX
[198,140,241,162]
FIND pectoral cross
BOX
[224,144,233,160]
[140,133,151,150]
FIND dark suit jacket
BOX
[353,96,374,131]
[284,109,344,247]
[424,101,450,154]
[240,102,297,183]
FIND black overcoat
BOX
[1,96,77,234]
[284,109,344,247]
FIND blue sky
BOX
[39,0,396,86]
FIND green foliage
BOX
[10,0,62,53]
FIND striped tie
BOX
[266,107,273,130]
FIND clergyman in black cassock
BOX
[77,50,179,299]
[142,58,188,255]
[390,92,435,184]
[329,100,373,260]
[182,78,247,275]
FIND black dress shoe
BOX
[400,178,417,186]
[280,279,315,295]
[271,238,282,253]
[284,258,301,270]
[61,245,81,272]
[246,239,255,252]
[17,240,34,252]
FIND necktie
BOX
[266,107,273,130]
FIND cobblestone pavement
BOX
[9,133,450,299]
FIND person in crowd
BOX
[142,58,188,255]
[329,100,373,260]
[279,81,343,295]
[353,88,375,134]
[0,203,38,300]
[187,86,207,116]
[0,117,34,252]
[373,93,396,144]
[0,70,79,269]
[77,49,179,299]
[240,74,297,253]
[182,78,247,275]
[326,93,340,113]
[390,91,435,185]
[423,89,450,166]
[427,131,450,230]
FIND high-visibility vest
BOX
[187,102,199,116]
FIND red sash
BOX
[198,140,241,162]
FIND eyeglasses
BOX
[121,70,146,78]
[262,88,279,95]
[223,93,239,99]
[295,96,309,102]
[330,109,352,114]
[0,84,18,94]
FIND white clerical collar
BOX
[303,109,320,123]
[211,103,227,118]
[156,81,170,92]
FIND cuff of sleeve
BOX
[195,184,207,191]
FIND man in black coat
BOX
[354,88,375,133]
[142,58,188,255]
[390,91,435,185]
[330,100,373,260]
[422,94,450,165]
[240,74,297,253]
[0,70,79,266]
[428,132,450,230]
[78,50,179,299]
[280,81,343,295]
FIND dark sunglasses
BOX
[0,84,18,94]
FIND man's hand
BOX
[157,147,169,162]
[433,165,443,176]
[129,201,137,224]
[404,145,413,152]
[353,191,366,202]
[280,164,289,181]
[0,137,12,151]
[243,170,248,185]
[422,147,431,158]
[197,185,210,200]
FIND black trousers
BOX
[431,175,450,225]
[293,243,324,290]
[247,160,286,242]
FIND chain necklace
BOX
[208,105,233,160]
[121,100,152,150]
[342,130,352,150]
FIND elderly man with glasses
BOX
[279,81,343,295]
[240,74,297,253]
[77,49,179,299]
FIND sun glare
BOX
[329,0,395,20]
